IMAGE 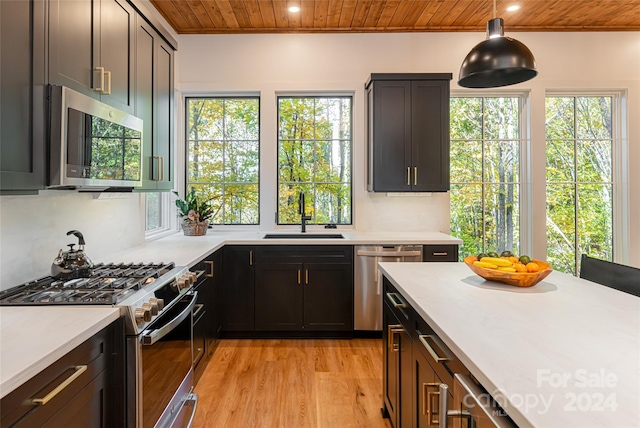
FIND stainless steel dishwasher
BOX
[354,245,423,330]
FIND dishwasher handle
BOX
[356,250,422,257]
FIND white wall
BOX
[176,31,640,265]
[0,191,144,288]
[1,31,638,290]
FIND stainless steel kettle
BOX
[51,230,94,279]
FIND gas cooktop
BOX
[0,262,176,305]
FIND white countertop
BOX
[102,230,462,267]
[0,306,120,399]
[378,262,640,428]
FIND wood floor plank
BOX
[193,339,391,428]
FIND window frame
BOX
[184,95,261,226]
[544,90,628,271]
[449,90,530,259]
[275,94,354,226]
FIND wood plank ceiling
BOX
[150,0,640,34]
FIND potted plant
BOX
[173,188,216,236]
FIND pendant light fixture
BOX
[458,0,537,88]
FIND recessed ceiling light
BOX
[289,6,300,13]
[506,5,521,12]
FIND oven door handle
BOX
[141,291,198,346]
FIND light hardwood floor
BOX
[192,339,392,428]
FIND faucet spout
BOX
[299,191,312,233]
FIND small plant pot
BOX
[182,221,208,236]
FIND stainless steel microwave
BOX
[48,85,143,190]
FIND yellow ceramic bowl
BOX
[463,256,553,287]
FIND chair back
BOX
[580,254,640,297]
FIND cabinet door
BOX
[222,246,255,331]
[255,262,303,331]
[211,249,224,340]
[99,0,135,113]
[154,39,174,190]
[49,0,98,97]
[303,262,353,331]
[0,0,46,193]
[135,20,156,189]
[383,302,402,427]
[370,80,412,192]
[415,348,455,428]
[411,80,450,192]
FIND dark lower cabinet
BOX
[255,262,303,330]
[0,319,125,427]
[254,246,353,333]
[382,276,468,428]
[383,282,413,428]
[0,0,46,194]
[193,249,223,382]
[222,246,255,332]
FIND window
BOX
[545,95,614,275]
[144,192,172,238]
[277,96,352,225]
[450,96,522,260]
[186,97,260,225]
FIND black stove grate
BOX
[0,262,175,305]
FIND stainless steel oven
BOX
[127,290,198,428]
[0,261,200,428]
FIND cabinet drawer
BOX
[256,245,353,264]
[422,245,458,262]
[413,314,469,387]
[383,277,410,327]
[1,321,122,427]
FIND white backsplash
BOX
[0,191,143,290]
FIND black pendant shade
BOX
[458,18,538,88]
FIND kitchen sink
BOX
[263,233,344,239]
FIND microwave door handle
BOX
[141,291,197,345]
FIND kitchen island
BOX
[378,262,640,427]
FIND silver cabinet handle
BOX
[356,250,422,257]
[406,166,411,186]
[439,381,474,428]
[385,292,407,308]
[418,334,450,363]
[103,70,112,95]
[414,166,418,186]
[31,365,88,405]
[432,252,449,256]
[249,250,253,266]
[205,261,214,278]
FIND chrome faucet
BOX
[299,191,312,233]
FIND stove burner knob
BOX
[150,298,164,311]
[143,302,158,316]
[135,307,152,324]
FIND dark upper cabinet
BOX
[0,0,47,194]
[222,246,255,332]
[49,0,135,114]
[366,73,452,192]
[135,18,174,190]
